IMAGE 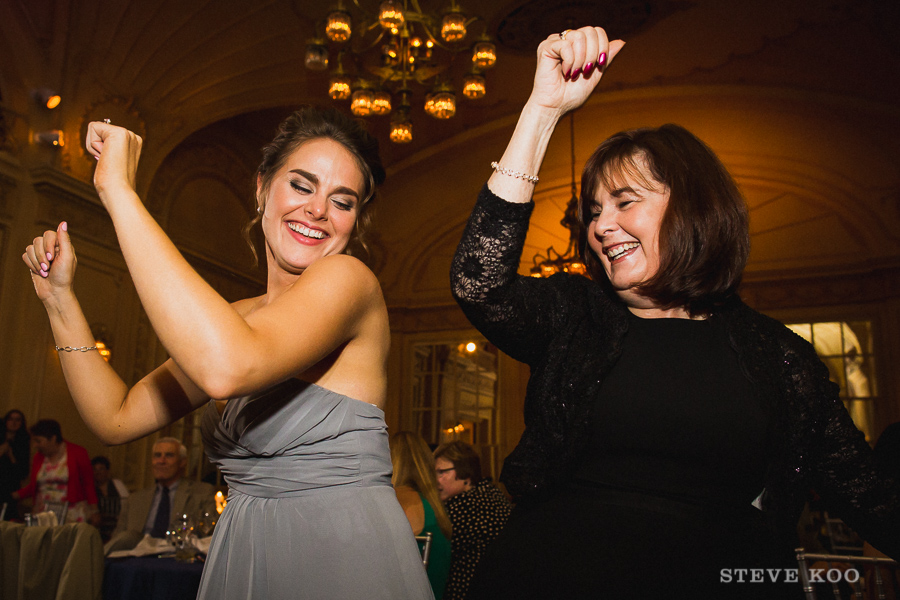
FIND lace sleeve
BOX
[787,336,900,558]
[450,184,568,365]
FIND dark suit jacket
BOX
[104,478,217,553]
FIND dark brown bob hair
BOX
[243,105,386,261]
[434,440,482,485]
[578,123,750,316]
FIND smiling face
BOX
[151,441,186,487]
[259,137,366,277]
[587,160,670,310]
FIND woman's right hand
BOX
[528,26,626,116]
[22,221,77,303]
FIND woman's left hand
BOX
[84,121,143,202]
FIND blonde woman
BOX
[391,432,452,599]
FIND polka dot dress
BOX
[444,480,512,600]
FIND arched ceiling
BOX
[2,0,898,309]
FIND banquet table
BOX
[103,555,204,600]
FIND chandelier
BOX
[531,112,588,278]
[303,0,497,143]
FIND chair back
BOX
[43,501,68,524]
[415,532,433,568]
[796,547,900,600]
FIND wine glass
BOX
[196,510,217,537]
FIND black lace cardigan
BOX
[451,184,900,557]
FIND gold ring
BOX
[559,29,571,40]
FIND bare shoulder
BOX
[293,254,384,303]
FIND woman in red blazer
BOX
[13,419,98,524]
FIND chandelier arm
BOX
[350,0,378,20]
[352,25,390,55]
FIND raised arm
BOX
[487,27,625,204]
[23,223,213,443]
[451,27,624,363]
[80,122,385,402]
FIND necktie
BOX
[150,486,170,538]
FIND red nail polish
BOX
[564,68,572,79]
[584,62,594,74]
[571,67,581,78]
[597,52,607,67]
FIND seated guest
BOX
[105,437,216,553]
[390,431,453,599]
[0,409,30,520]
[12,418,98,524]
[434,441,512,600]
[92,455,129,542]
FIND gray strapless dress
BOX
[198,379,434,599]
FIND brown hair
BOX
[433,440,482,484]
[579,124,750,316]
[390,432,452,539]
[243,105,386,262]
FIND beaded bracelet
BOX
[55,345,99,352]
[491,161,539,184]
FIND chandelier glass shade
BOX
[304,0,497,143]
[531,113,589,278]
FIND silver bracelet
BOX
[55,345,98,352]
[491,161,539,184]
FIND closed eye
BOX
[290,180,312,194]
[331,198,354,211]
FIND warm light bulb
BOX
[328,74,353,100]
[441,12,467,42]
[304,40,329,71]
[425,91,456,119]
[378,0,405,29]
[351,88,375,117]
[465,342,477,353]
[463,72,486,99]
[372,91,392,115]
[95,341,111,362]
[390,119,412,143]
[325,11,352,42]
[472,40,497,69]
[215,491,226,514]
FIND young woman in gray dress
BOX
[22,107,434,599]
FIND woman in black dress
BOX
[0,410,31,520]
[451,26,900,599]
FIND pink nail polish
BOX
[40,270,48,278]
[41,262,48,271]
[571,67,581,78]
[46,252,52,260]
[584,62,594,75]
[597,52,607,67]
[61,222,68,232]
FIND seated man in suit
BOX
[105,437,217,554]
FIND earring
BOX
[257,205,263,216]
